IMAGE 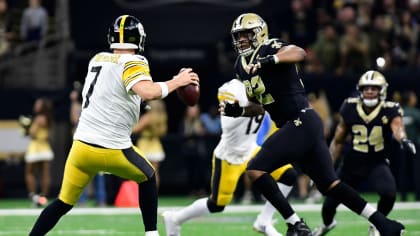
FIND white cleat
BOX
[312,220,337,236]
[368,224,380,236]
[253,217,283,236]
[162,211,181,236]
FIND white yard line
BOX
[0,202,419,216]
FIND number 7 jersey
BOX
[74,52,152,149]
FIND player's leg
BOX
[247,121,313,235]
[313,167,360,236]
[29,141,93,236]
[113,146,158,234]
[253,165,297,236]
[303,137,404,236]
[366,163,397,236]
[163,156,245,236]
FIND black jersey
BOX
[234,38,308,126]
[340,98,403,162]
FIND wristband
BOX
[157,82,169,99]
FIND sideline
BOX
[1,202,419,216]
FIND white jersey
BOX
[214,79,272,164]
[74,52,152,149]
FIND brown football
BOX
[176,84,200,106]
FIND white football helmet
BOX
[356,70,388,107]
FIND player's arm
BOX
[391,115,417,155]
[254,44,306,71]
[329,115,348,164]
[219,100,264,117]
[131,68,199,101]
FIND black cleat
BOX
[286,219,313,236]
[377,219,405,236]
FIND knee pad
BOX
[206,199,225,213]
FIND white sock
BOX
[285,213,300,225]
[173,197,211,224]
[360,203,376,219]
[145,230,159,236]
[257,183,293,222]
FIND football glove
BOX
[401,138,416,155]
[248,55,279,74]
[219,101,244,117]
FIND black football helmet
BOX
[107,15,146,52]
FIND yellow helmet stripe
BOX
[119,15,128,43]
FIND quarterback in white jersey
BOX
[162,79,296,236]
[29,15,199,236]
[74,52,151,149]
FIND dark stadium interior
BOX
[1,0,420,199]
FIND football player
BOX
[220,13,406,236]
[29,15,199,236]
[162,78,297,236]
[313,70,416,236]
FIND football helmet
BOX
[231,13,268,57]
[356,70,388,107]
[107,15,146,52]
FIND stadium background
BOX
[0,0,419,200]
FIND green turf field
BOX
[0,196,419,235]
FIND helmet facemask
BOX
[231,13,268,57]
[356,70,388,107]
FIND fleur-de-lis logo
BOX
[382,116,388,124]
[294,118,302,127]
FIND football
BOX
[176,84,200,106]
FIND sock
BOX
[285,213,301,225]
[257,183,293,223]
[253,173,296,220]
[29,199,73,236]
[326,182,367,214]
[321,197,340,226]
[139,175,158,232]
[174,197,210,224]
[145,230,159,236]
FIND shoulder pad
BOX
[384,101,399,108]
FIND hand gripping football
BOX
[177,84,200,106]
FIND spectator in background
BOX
[311,22,341,74]
[179,104,208,197]
[338,23,370,75]
[132,100,168,189]
[400,91,420,201]
[70,84,107,207]
[0,0,15,57]
[25,97,54,207]
[20,0,48,43]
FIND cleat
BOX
[368,224,380,236]
[312,220,336,236]
[162,211,181,236]
[376,219,405,236]
[253,216,283,236]
[31,194,48,208]
[286,219,312,236]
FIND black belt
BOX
[78,140,106,149]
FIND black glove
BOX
[257,55,278,66]
[401,138,416,156]
[223,102,244,117]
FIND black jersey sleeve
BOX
[339,98,357,125]
[262,38,290,56]
[384,101,403,121]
